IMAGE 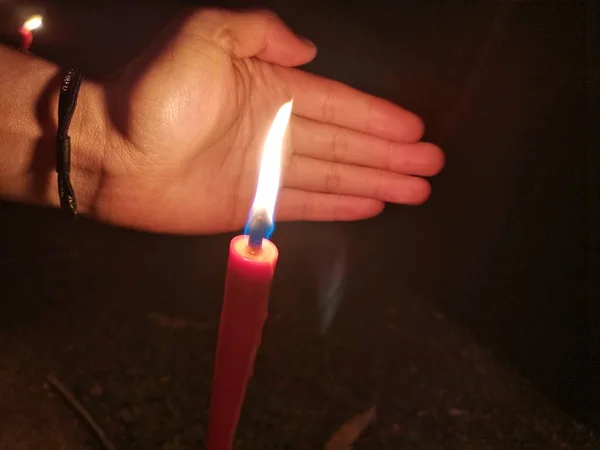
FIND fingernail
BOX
[300,36,316,48]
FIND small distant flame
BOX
[22,15,43,32]
[244,99,293,238]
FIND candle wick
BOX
[246,208,271,249]
[248,235,264,249]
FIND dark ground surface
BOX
[0,206,597,450]
[0,1,599,449]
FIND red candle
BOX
[19,27,32,51]
[207,236,278,450]
[207,100,293,450]
[19,15,42,51]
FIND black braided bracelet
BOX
[56,68,84,217]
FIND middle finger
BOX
[291,115,445,177]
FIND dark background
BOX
[0,0,598,449]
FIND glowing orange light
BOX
[248,99,293,225]
[22,15,43,32]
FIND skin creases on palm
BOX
[91,8,444,235]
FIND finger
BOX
[291,116,445,176]
[187,9,317,67]
[286,155,431,205]
[276,188,384,222]
[275,67,424,142]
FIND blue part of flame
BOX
[244,212,275,241]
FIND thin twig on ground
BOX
[46,374,117,450]
[325,405,377,450]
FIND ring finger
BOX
[285,155,432,205]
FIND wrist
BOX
[59,77,110,216]
[0,46,116,217]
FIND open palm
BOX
[94,9,444,234]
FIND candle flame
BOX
[23,15,43,32]
[244,99,293,239]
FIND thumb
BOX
[188,9,317,67]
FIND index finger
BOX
[275,66,425,143]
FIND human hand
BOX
[90,8,444,234]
